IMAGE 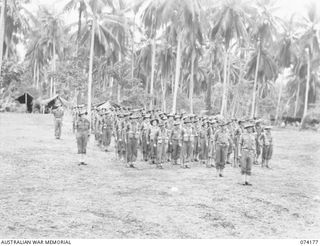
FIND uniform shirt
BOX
[240,132,256,151]
[127,123,140,139]
[149,126,160,142]
[199,127,208,140]
[182,126,194,142]
[53,107,64,119]
[260,132,273,146]
[76,118,90,133]
[214,130,230,145]
[171,127,181,141]
[158,128,169,143]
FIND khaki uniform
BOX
[240,132,256,175]
[76,117,90,154]
[53,107,64,139]
[181,125,194,168]
[214,129,231,170]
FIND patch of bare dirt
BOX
[0,113,319,238]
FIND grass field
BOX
[0,112,319,238]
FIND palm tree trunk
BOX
[33,62,37,87]
[117,51,121,104]
[172,33,182,113]
[220,50,228,115]
[275,81,283,122]
[303,54,310,120]
[131,14,135,79]
[226,52,231,115]
[231,59,243,117]
[0,0,7,76]
[161,75,166,112]
[189,49,195,114]
[52,39,56,95]
[251,46,261,118]
[76,6,82,55]
[150,38,156,109]
[37,62,40,90]
[87,18,96,127]
[293,80,300,118]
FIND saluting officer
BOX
[52,104,64,139]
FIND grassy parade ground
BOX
[0,112,319,239]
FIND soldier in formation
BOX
[72,104,274,185]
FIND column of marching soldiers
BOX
[72,105,273,186]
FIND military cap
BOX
[161,115,168,120]
[129,115,139,120]
[244,123,255,129]
[150,118,159,125]
[79,111,88,116]
[219,121,228,126]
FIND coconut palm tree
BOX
[79,0,125,124]
[209,0,252,116]
[63,0,87,54]
[298,2,320,121]
[248,0,284,118]
[0,0,7,75]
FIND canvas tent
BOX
[15,92,34,113]
[96,101,120,110]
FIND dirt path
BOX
[0,113,319,238]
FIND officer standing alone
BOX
[76,111,91,165]
[52,104,64,139]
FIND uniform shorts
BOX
[215,144,228,169]
[77,132,88,154]
[241,149,254,175]
[262,145,273,160]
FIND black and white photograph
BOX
[0,0,319,243]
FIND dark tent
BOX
[15,93,34,113]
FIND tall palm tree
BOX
[249,0,284,118]
[0,0,7,75]
[63,0,86,54]
[299,2,320,121]
[80,0,125,124]
[274,16,298,121]
[209,0,252,116]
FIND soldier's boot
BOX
[242,174,246,185]
[157,163,163,169]
[246,175,252,186]
[266,160,271,169]
[219,169,224,177]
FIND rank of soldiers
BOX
[71,105,274,186]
